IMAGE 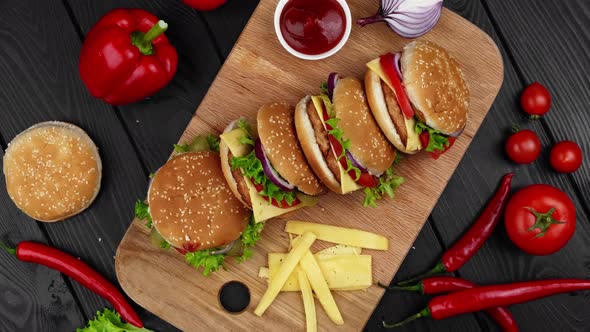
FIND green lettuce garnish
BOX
[134,200,152,228]
[231,150,298,205]
[362,165,405,208]
[76,308,152,332]
[415,122,450,153]
[174,134,220,153]
[184,218,265,275]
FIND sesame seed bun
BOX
[401,40,470,134]
[148,151,250,251]
[257,102,326,196]
[3,121,102,222]
[294,96,342,194]
[219,119,255,209]
[332,77,396,175]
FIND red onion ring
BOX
[210,241,236,255]
[393,52,402,78]
[449,124,466,138]
[254,139,295,191]
[345,150,368,174]
[327,72,341,98]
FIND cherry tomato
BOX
[505,184,576,255]
[521,82,551,118]
[181,0,226,11]
[505,129,541,164]
[550,141,583,173]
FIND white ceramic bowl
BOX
[274,0,352,61]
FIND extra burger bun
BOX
[148,151,250,250]
[401,40,470,134]
[294,96,342,194]
[3,121,102,222]
[219,119,256,209]
[365,69,416,153]
[332,77,396,175]
[257,102,325,196]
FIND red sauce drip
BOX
[280,0,346,55]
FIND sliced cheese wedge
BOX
[310,96,363,194]
[268,253,372,292]
[299,250,344,325]
[254,232,316,316]
[220,128,313,223]
[366,59,421,152]
[316,244,362,255]
[285,220,389,250]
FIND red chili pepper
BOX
[79,8,178,105]
[1,242,143,328]
[379,276,518,332]
[384,279,590,328]
[399,173,514,285]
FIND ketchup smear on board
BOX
[279,0,346,55]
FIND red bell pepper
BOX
[79,9,178,105]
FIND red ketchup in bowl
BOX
[279,0,346,55]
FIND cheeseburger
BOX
[135,138,263,276]
[220,103,321,223]
[365,40,470,158]
[295,75,404,207]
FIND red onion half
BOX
[254,139,295,191]
[345,150,368,173]
[357,0,443,39]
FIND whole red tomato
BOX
[505,129,541,164]
[550,141,583,173]
[505,184,576,255]
[521,82,551,118]
[182,0,226,11]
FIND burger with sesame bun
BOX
[295,75,404,207]
[365,40,470,159]
[134,136,264,276]
[219,103,322,223]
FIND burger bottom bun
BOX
[3,121,102,222]
[294,96,342,194]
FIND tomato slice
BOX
[419,132,430,150]
[379,53,414,119]
[321,102,378,187]
[252,182,301,208]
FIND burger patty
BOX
[307,101,342,182]
[381,80,409,145]
[228,152,253,208]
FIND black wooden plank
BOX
[365,223,483,332]
[0,0,167,327]
[198,0,259,58]
[0,149,86,331]
[483,0,590,219]
[64,0,222,172]
[424,1,590,331]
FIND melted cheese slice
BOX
[366,59,421,152]
[310,96,363,194]
[220,129,308,223]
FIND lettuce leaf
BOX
[76,308,152,332]
[174,134,220,153]
[415,122,450,153]
[236,219,265,263]
[134,200,152,228]
[362,165,405,207]
[230,150,298,206]
[207,134,220,152]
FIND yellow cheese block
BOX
[285,220,389,250]
[268,253,372,291]
[220,129,313,222]
[254,232,316,317]
[310,96,363,194]
[366,59,421,152]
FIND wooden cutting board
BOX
[115,1,503,331]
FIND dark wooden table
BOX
[0,0,588,331]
